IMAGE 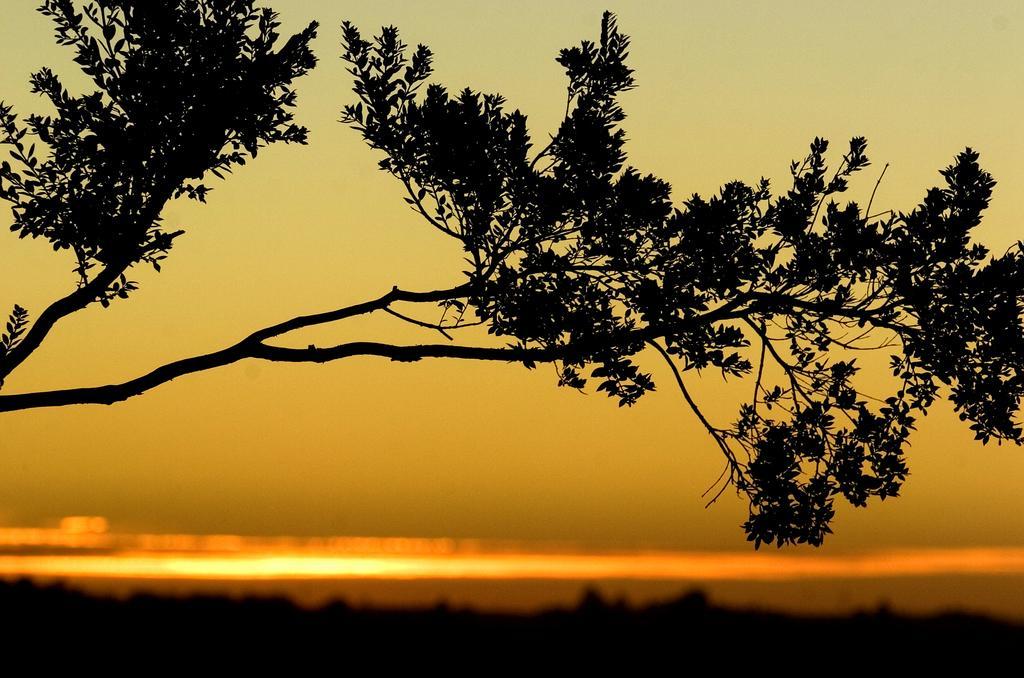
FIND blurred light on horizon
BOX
[2,519,1024,583]
[58,516,109,535]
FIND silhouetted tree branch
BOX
[334,12,1024,548]
[0,0,319,384]
[3,4,1023,547]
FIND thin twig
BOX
[865,163,890,223]
[646,340,742,506]
[384,307,455,340]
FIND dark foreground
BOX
[1,579,1019,664]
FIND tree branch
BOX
[0,339,566,412]
[0,261,129,386]
[0,282,519,413]
[0,275,914,415]
[244,283,471,344]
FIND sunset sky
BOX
[1,1,1024,616]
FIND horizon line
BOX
[1,520,1023,582]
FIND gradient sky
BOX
[1,1,1024,555]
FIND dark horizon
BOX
[3,578,1021,661]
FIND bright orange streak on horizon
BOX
[2,549,1024,582]
[1,525,1024,582]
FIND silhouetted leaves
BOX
[342,13,1024,546]
[1,1,318,293]
[0,306,29,358]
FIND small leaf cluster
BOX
[0,306,30,360]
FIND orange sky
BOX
[3,519,1024,618]
[1,0,1024,578]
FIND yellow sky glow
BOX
[1,2,1023,570]
[3,525,1024,582]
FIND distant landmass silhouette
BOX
[2,578,1019,662]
